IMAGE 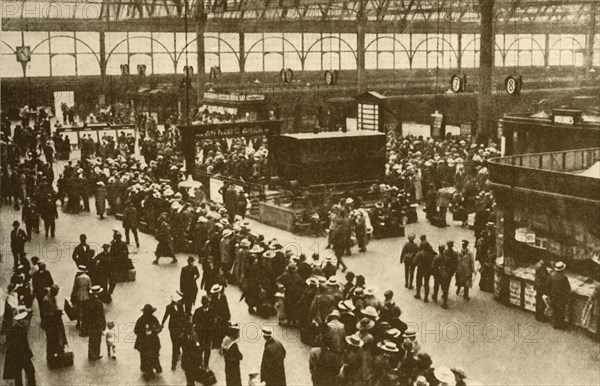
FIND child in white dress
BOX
[105,321,117,359]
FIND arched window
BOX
[51,54,76,76]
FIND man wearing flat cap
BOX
[455,240,475,300]
[401,234,419,289]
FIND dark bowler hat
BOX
[141,304,157,314]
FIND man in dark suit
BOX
[296,254,312,281]
[72,234,93,268]
[546,261,571,329]
[209,284,230,349]
[192,295,216,368]
[39,193,58,238]
[32,261,54,310]
[93,244,111,294]
[3,311,36,386]
[84,286,106,360]
[261,329,287,386]
[161,292,186,370]
[21,198,38,240]
[180,256,200,315]
[10,221,28,268]
[122,201,140,248]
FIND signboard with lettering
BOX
[551,109,582,126]
[509,278,522,307]
[181,120,281,140]
[430,111,446,139]
[523,282,536,312]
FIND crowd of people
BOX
[0,109,498,386]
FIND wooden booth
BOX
[271,130,386,186]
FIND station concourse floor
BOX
[1,189,599,386]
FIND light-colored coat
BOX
[71,273,92,303]
[95,186,107,215]
[455,249,475,287]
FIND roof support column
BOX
[477,0,495,144]
[585,3,597,76]
[239,32,246,84]
[357,0,366,94]
[99,31,107,94]
[196,5,206,103]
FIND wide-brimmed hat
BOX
[386,328,402,339]
[375,202,384,208]
[356,317,375,331]
[197,216,208,223]
[364,288,375,296]
[89,285,103,295]
[362,306,378,319]
[353,287,365,298]
[554,261,566,271]
[327,309,341,321]
[141,304,157,313]
[377,340,400,353]
[414,375,430,386]
[210,284,224,294]
[240,239,251,247]
[96,181,105,186]
[345,334,364,347]
[434,367,457,385]
[338,299,355,312]
[77,265,88,272]
[306,277,319,286]
[250,245,264,254]
[262,328,273,337]
[13,310,29,321]
[222,229,233,237]
[326,277,339,286]
[403,328,417,339]
[226,323,240,335]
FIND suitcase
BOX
[196,368,217,386]
[48,350,74,369]
[127,269,136,282]
[64,300,78,321]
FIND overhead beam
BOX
[3,17,596,34]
